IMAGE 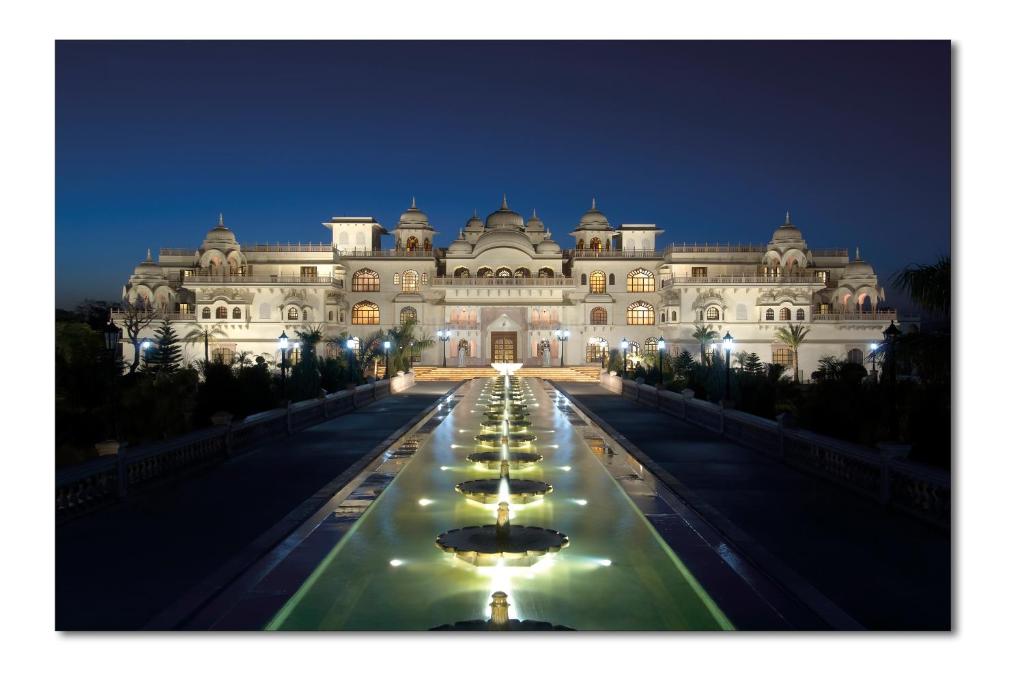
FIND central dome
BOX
[485,194,525,231]
[396,197,430,228]
[577,198,611,230]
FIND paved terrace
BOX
[556,382,951,630]
[56,382,458,630]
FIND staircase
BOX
[413,365,601,382]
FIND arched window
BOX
[706,306,721,321]
[576,239,585,250]
[589,237,602,250]
[232,307,242,319]
[352,301,380,325]
[780,308,792,321]
[644,337,659,354]
[215,306,228,319]
[477,267,494,278]
[660,312,666,323]
[627,268,655,293]
[736,303,748,321]
[400,306,417,324]
[287,307,299,321]
[302,309,309,321]
[796,309,806,321]
[406,235,419,251]
[765,308,775,321]
[538,267,554,278]
[581,273,588,286]
[590,307,608,325]
[589,270,606,294]
[202,307,211,320]
[328,310,335,321]
[352,268,380,292]
[402,270,419,292]
[609,273,615,286]
[513,267,530,278]
[671,310,678,322]
[847,348,864,365]
[626,301,655,325]
[495,267,512,278]
[453,267,470,278]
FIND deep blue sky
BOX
[56,40,950,310]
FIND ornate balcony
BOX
[432,276,575,287]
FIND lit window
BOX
[590,307,608,325]
[644,337,659,354]
[406,235,419,251]
[232,307,242,319]
[402,270,419,293]
[627,268,655,293]
[288,307,299,321]
[216,306,228,319]
[589,237,602,250]
[400,306,417,324]
[495,267,512,278]
[589,270,606,294]
[301,266,317,280]
[352,301,380,325]
[772,347,794,366]
[586,339,606,362]
[815,270,828,284]
[692,267,708,277]
[626,301,655,325]
[706,307,720,321]
[352,269,380,292]
[780,308,792,321]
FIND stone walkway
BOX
[555,382,951,630]
[55,382,458,630]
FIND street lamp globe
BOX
[722,331,734,350]
[278,331,289,350]
[141,338,152,350]
[870,342,879,351]
[383,340,392,350]
[657,336,666,351]
[620,338,628,351]
[346,338,356,350]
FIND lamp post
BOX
[620,337,628,377]
[277,331,289,385]
[722,331,734,401]
[346,337,357,384]
[882,320,900,383]
[436,329,451,367]
[555,328,570,367]
[104,320,121,439]
[657,336,666,385]
[383,340,391,378]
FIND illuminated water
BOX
[267,377,732,630]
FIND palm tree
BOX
[233,350,255,367]
[774,323,810,382]
[182,322,228,365]
[296,324,325,363]
[385,318,435,375]
[891,255,950,316]
[691,324,719,366]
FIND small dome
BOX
[204,213,238,246]
[396,197,431,229]
[537,238,562,255]
[770,211,803,243]
[526,209,545,232]
[577,198,611,230]
[447,238,472,255]
[485,194,525,230]
[133,249,163,278]
[843,247,876,277]
[464,210,485,231]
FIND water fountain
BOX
[436,501,569,566]
[456,459,552,504]
[431,591,573,631]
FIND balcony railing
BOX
[661,274,824,286]
[664,243,766,254]
[337,248,435,258]
[110,308,196,321]
[240,242,334,252]
[567,249,662,259]
[183,273,345,287]
[432,276,576,287]
[159,248,197,256]
[811,248,850,257]
[812,311,899,321]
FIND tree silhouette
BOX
[774,323,810,383]
[691,324,719,366]
[148,319,183,371]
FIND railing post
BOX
[877,442,912,506]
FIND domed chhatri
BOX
[576,197,612,230]
[484,194,525,231]
[430,592,574,631]
[436,503,569,566]
[456,460,552,504]
[468,450,542,470]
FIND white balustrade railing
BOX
[432,276,575,287]
[592,371,949,527]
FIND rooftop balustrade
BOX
[183,273,345,287]
[660,274,824,286]
[432,276,575,287]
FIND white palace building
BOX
[118,196,901,377]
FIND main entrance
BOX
[490,332,517,362]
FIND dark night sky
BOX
[55,40,950,310]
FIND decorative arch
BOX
[589,236,603,250]
[453,267,470,278]
[215,306,228,319]
[477,267,494,278]
[232,307,242,319]
[352,268,380,292]
[626,301,655,325]
[538,267,555,278]
[644,337,660,354]
[765,308,775,321]
[626,268,655,293]
[590,307,608,325]
[352,301,380,325]
[495,267,512,278]
[400,306,417,324]
[401,269,419,292]
[406,235,419,251]
[513,267,531,278]
[780,308,792,321]
[589,270,606,294]
[705,306,721,321]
